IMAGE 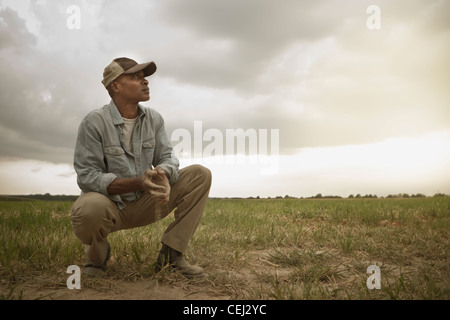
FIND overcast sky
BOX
[0,0,449,198]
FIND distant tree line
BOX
[0,193,79,202]
[1,192,448,202]
[246,193,448,200]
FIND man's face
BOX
[113,71,150,103]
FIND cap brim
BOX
[123,61,157,77]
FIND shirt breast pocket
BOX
[104,146,128,174]
[142,138,156,168]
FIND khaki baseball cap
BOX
[102,57,157,88]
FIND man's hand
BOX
[141,166,171,204]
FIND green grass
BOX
[0,197,449,299]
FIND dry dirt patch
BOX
[3,272,230,300]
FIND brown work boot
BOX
[83,243,111,277]
[155,244,204,278]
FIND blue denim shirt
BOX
[74,100,179,209]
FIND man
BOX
[71,57,211,278]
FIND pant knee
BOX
[189,164,212,187]
[71,193,116,243]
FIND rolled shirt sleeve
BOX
[100,172,119,196]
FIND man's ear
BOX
[110,81,119,93]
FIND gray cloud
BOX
[155,0,346,92]
[0,7,36,50]
[153,0,450,151]
[0,3,109,163]
[0,0,449,168]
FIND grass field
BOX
[0,196,449,300]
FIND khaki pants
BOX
[70,164,212,266]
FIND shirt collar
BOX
[109,100,146,125]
